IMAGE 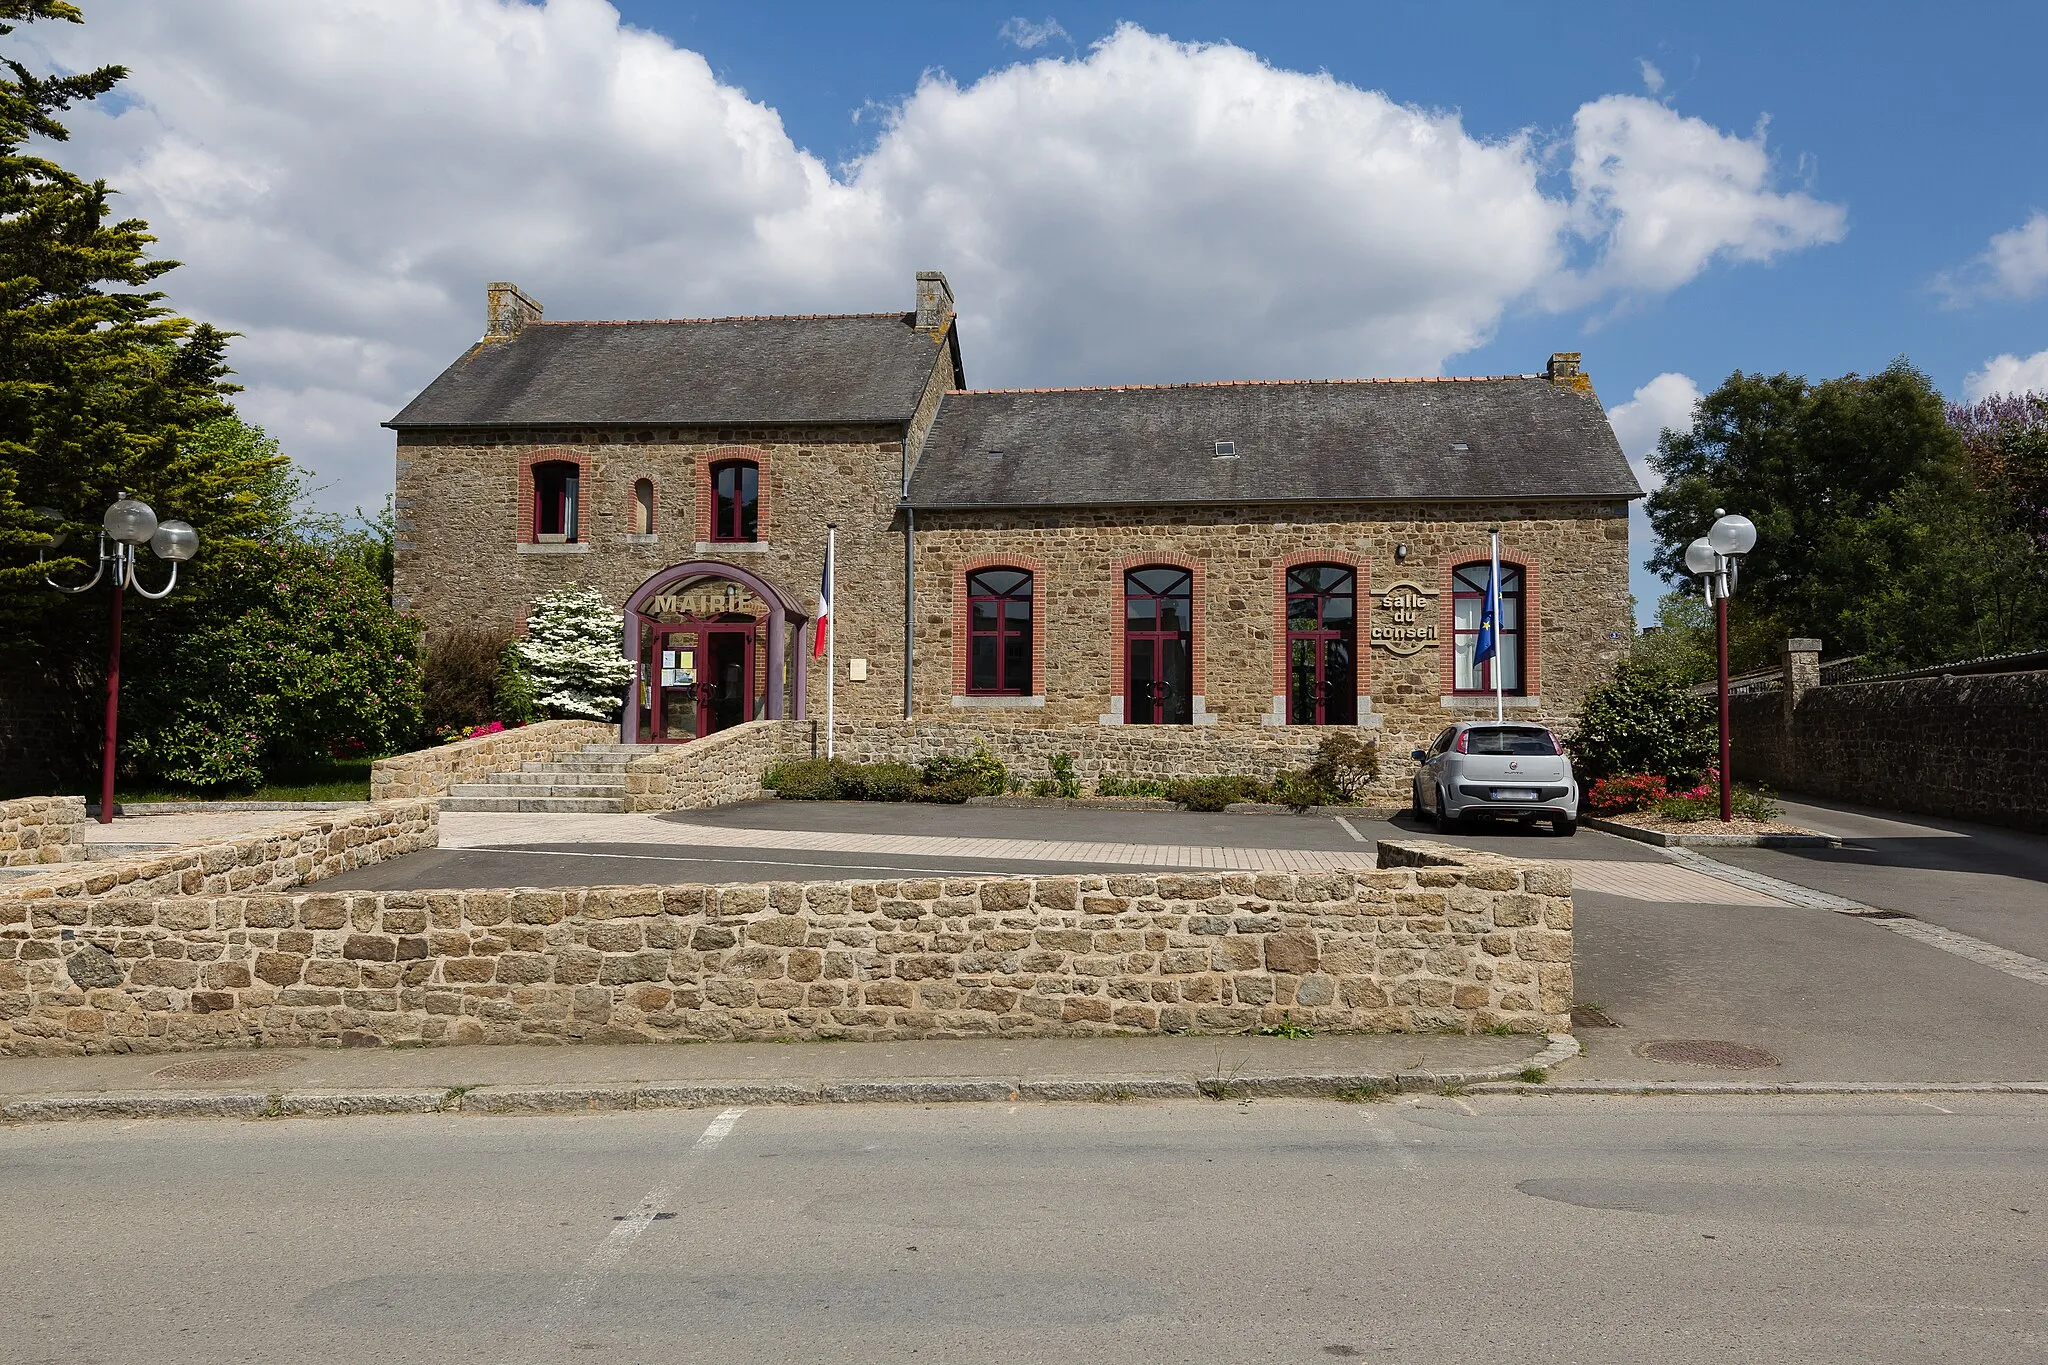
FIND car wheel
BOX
[1435,786,1461,833]
[1552,814,1578,837]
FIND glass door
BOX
[700,626,754,735]
[651,627,702,741]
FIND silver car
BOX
[1409,722,1579,835]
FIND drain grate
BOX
[1571,1004,1620,1029]
[151,1054,303,1083]
[1636,1039,1780,1070]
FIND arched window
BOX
[533,460,579,542]
[1125,566,1192,724]
[1285,564,1356,725]
[709,459,758,542]
[631,478,655,535]
[1453,562,1524,692]
[966,567,1033,695]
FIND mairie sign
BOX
[1370,580,1441,654]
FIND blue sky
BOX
[40,2,2048,620]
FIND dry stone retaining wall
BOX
[0,841,1570,1055]
[0,801,437,909]
[0,796,87,868]
[370,720,615,800]
[623,720,812,812]
[832,719,1330,788]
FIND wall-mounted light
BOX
[1394,542,1410,563]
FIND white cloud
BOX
[1638,59,1665,96]
[1605,371,1700,494]
[27,5,1846,512]
[1565,96,1846,299]
[1935,210,2048,306]
[999,17,1069,50]
[1965,349,2048,401]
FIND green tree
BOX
[1630,590,1716,685]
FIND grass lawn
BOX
[11,759,375,805]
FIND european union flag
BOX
[1473,568,1500,667]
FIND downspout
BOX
[901,426,916,721]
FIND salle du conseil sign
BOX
[1369,580,1440,655]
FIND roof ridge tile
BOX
[948,375,1543,395]
[529,312,909,327]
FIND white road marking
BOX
[1358,1110,1420,1173]
[469,846,1005,877]
[1448,1097,1479,1118]
[1332,816,1367,843]
[547,1107,746,1331]
[1910,1098,1955,1115]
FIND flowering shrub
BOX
[1653,777,1783,823]
[1586,773,1669,814]
[513,584,634,720]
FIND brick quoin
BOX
[517,449,591,543]
[950,552,1050,697]
[1270,550,1370,705]
[1438,545,1539,698]
[695,446,774,545]
[1108,553,1207,708]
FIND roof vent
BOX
[1449,442,1470,452]
[1213,440,1237,458]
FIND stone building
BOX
[389,273,1639,772]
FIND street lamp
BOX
[1685,509,1758,823]
[45,495,200,824]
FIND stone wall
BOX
[832,719,1330,788]
[1733,668,2048,833]
[0,801,438,908]
[0,840,1571,1055]
[0,796,87,868]
[623,720,812,812]
[370,720,615,800]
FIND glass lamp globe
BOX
[150,520,198,562]
[1708,513,1758,556]
[103,498,158,545]
[1684,537,1720,576]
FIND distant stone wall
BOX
[622,720,811,812]
[0,801,437,908]
[0,840,1571,1055]
[833,719,1332,787]
[1733,667,2048,833]
[370,720,615,800]
[0,796,87,868]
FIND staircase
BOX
[439,743,653,813]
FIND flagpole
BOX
[1491,528,1503,723]
[825,524,836,760]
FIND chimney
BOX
[486,282,542,340]
[915,270,954,337]
[1546,351,1591,393]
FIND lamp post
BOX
[46,496,200,824]
[1685,509,1758,823]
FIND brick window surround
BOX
[1270,552,1369,711]
[695,446,772,544]
[1439,548,1540,697]
[517,450,590,544]
[951,554,1048,697]
[1110,554,1206,720]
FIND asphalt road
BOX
[3,1095,2042,1364]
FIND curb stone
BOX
[1469,1080,2048,1096]
[0,1035,1581,1124]
[1585,817,1839,849]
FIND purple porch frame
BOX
[619,560,808,742]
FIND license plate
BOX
[1493,788,1538,801]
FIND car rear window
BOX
[1464,726,1559,756]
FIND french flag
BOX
[813,539,833,658]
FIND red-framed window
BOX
[1125,566,1192,724]
[1452,561,1524,693]
[966,567,1033,695]
[533,460,579,541]
[709,459,759,542]
[1285,563,1356,725]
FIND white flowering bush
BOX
[513,583,634,720]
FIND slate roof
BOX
[387,314,954,429]
[906,377,1642,509]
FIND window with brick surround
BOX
[1285,563,1356,724]
[631,478,655,534]
[1124,566,1192,724]
[966,567,1033,695]
[709,459,759,542]
[1452,561,1524,693]
[533,460,579,542]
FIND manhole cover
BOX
[151,1054,303,1083]
[1636,1040,1781,1069]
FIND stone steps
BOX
[440,742,662,815]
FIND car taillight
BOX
[1453,731,1469,754]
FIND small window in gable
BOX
[710,459,759,542]
[632,478,655,535]
[534,460,579,542]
